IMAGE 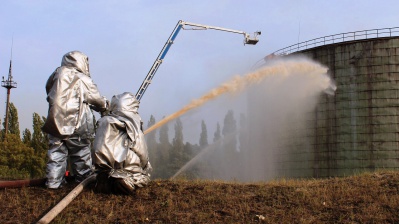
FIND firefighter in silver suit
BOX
[42,51,108,189]
[93,92,151,195]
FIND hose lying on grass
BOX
[0,178,46,189]
[36,174,97,224]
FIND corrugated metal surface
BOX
[253,37,399,179]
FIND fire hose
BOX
[36,174,97,224]
[0,178,46,189]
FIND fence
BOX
[273,27,399,55]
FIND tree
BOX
[3,102,20,138]
[199,120,208,148]
[172,118,184,156]
[0,134,46,178]
[0,108,47,179]
[31,113,48,153]
[213,122,221,143]
[222,110,237,151]
[159,120,170,146]
[170,118,186,176]
[221,110,238,179]
[170,118,184,161]
[22,128,32,145]
[156,118,171,178]
[182,142,201,179]
[146,115,158,170]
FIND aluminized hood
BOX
[94,92,149,175]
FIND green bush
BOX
[0,134,46,179]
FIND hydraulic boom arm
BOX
[135,20,261,101]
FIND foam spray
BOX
[145,56,334,135]
[146,55,336,181]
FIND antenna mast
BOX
[2,39,17,136]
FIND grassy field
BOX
[1,171,399,223]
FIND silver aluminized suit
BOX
[93,92,151,195]
[42,51,108,189]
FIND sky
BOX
[0,0,398,143]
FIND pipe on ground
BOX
[0,178,46,189]
[36,174,97,224]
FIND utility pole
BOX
[2,53,17,136]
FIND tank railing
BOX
[273,27,399,55]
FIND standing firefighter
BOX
[42,51,109,189]
[93,92,152,195]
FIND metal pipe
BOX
[0,178,46,189]
[182,21,246,35]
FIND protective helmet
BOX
[61,51,90,76]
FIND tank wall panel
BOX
[266,37,399,178]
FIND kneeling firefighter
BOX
[93,92,152,194]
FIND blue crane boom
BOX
[135,20,261,101]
